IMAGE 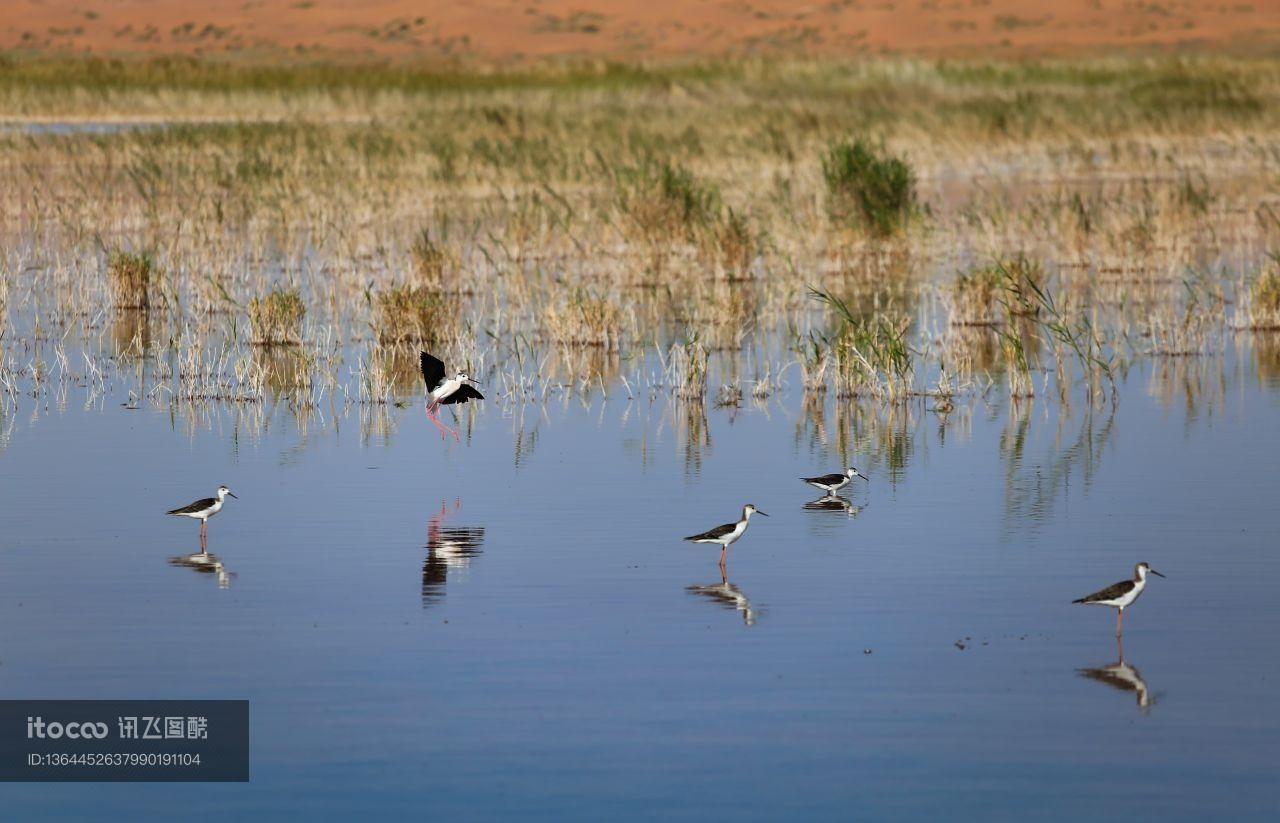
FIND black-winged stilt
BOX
[1073,562,1165,636]
[420,351,484,441]
[684,504,768,570]
[167,485,237,550]
[800,466,867,495]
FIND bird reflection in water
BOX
[168,551,234,589]
[423,499,485,608]
[687,570,758,626]
[1078,636,1154,710]
[803,494,864,518]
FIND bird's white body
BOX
[174,497,225,523]
[806,475,851,494]
[1082,568,1150,610]
[430,377,465,406]
[801,467,866,495]
[169,486,235,523]
[690,510,755,548]
[1083,582,1144,609]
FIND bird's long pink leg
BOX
[1116,609,1123,637]
[425,401,449,440]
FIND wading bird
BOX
[420,352,484,441]
[167,485,237,549]
[800,466,867,496]
[684,504,768,570]
[1073,562,1166,636]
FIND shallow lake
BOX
[1,342,1278,819]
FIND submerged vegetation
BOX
[1,54,1278,426]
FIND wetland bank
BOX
[1,57,1279,819]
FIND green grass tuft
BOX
[822,138,916,236]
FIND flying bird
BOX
[420,351,484,441]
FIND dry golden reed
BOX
[248,288,305,345]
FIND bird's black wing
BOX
[438,383,484,406]
[1073,579,1135,604]
[685,522,735,541]
[168,497,216,515]
[420,352,446,391]
[802,473,845,485]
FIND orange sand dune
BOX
[2,0,1278,60]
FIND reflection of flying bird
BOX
[420,351,484,441]
[1073,562,1166,636]
[422,501,485,607]
[168,551,234,589]
[1078,637,1153,709]
[803,495,863,517]
[800,466,867,495]
[687,571,757,626]
[684,504,768,570]
[167,485,238,548]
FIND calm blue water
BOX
[1,353,1279,819]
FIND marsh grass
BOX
[1,55,1277,421]
[950,265,1003,326]
[1241,263,1280,330]
[995,257,1117,399]
[822,138,915,236]
[543,292,623,350]
[107,250,157,310]
[715,208,759,277]
[668,335,709,400]
[812,287,915,399]
[248,288,305,345]
[410,228,456,290]
[375,284,451,343]
[618,161,721,244]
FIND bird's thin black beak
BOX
[756,511,770,517]
[1150,569,1165,578]
[227,492,238,499]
